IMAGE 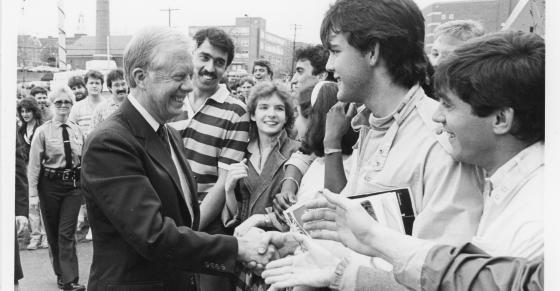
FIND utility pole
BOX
[160,8,180,27]
[290,24,302,77]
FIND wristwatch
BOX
[324,148,342,155]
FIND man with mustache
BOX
[68,75,88,102]
[168,27,249,290]
[90,69,129,129]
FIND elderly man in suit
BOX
[81,26,277,291]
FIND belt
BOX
[43,167,81,181]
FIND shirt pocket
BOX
[45,138,64,158]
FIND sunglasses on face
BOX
[54,100,72,107]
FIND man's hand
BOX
[237,227,277,271]
[234,214,267,238]
[262,235,339,289]
[272,191,296,223]
[15,216,29,235]
[302,189,379,257]
[323,102,357,148]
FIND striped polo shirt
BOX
[69,96,101,138]
[168,84,250,201]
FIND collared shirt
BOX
[90,98,122,130]
[342,85,483,245]
[69,97,101,137]
[246,133,285,174]
[128,94,194,219]
[393,142,544,290]
[27,119,84,197]
[168,84,250,200]
[472,141,544,259]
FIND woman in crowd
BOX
[291,81,358,203]
[17,97,43,163]
[27,86,86,291]
[222,81,299,291]
[17,97,49,250]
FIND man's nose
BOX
[432,104,445,123]
[180,78,194,93]
[326,55,335,72]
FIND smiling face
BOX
[20,107,35,123]
[325,32,372,103]
[70,84,87,101]
[253,65,271,82]
[52,93,73,118]
[193,39,228,93]
[251,93,287,138]
[143,44,194,123]
[34,93,49,109]
[110,78,129,102]
[432,89,496,165]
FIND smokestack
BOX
[96,0,110,55]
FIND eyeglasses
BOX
[54,100,72,107]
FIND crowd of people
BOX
[14,0,544,290]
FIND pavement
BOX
[18,240,93,291]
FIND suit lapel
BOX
[248,143,288,213]
[168,129,200,229]
[121,99,192,225]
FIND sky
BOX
[17,0,451,44]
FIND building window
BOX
[449,14,454,20]
[441,14,446,20]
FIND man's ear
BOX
[132,68,147,89]
[493,107,515,135]
[368,42,381,67]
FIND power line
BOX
[290,24,302,76]
[160,8,180,27]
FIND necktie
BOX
[157,124,171,154]
[61,124,73,169]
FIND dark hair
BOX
[106,69,125,89]
[299,82,358,157]
[84,70,104,85]
[29,86,47,97]
[247,81,294,140]
[17,97,42,125]
[253,59,274,79]
[320,0,427,88]
[238,76,256,87]
[295,45,329,76]
[435,31,545,143]
[67,75,85,88]
[193,27,235,67]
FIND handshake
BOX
[235,227,306,270]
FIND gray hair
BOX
[434,20,485,42]
[48,85,76,104]
[123,26,192,88]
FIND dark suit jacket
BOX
[81,99,238,291]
